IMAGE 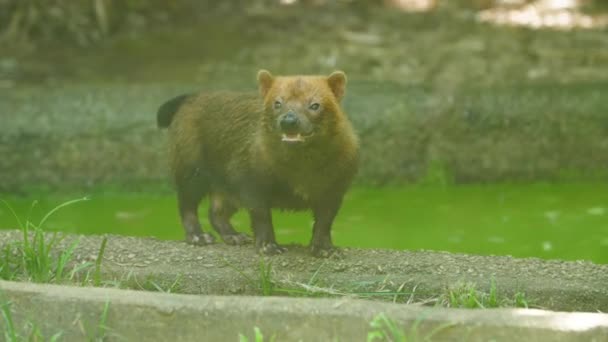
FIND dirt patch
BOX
[0,230,605,312]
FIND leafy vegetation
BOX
[223,257,534,310]
[0,298,110,342]
[239,326,276,342]
[0,198,91,284]
[367,313,454,342]
[441,280,530,309]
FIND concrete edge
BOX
[1,280,607,341]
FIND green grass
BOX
[1,299,63,342]
[1,300,18,342]
[513,291,529,309]
[0,198,90,283]
[367,313,408,342]
[238,313,456,342]
[224,258,415,301]
[92,236,108,287]
[92,300,110,342]
[225,258,530,310]
[223,258,277,297]
[0,297,110,342]
[130,274,184,294]
[441,280,530,309]
[367,313,454,342]
[239,327,276,342]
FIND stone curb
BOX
[1,280,607,341]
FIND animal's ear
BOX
[327,71,347,101]
[257,69,274,98]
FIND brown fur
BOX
[157,70,359,256]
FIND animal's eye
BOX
[274,101,282,109]
[309,103,320,111]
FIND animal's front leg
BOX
[249,207,286,255]
[310,197,343,257]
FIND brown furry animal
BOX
[157,70,359,256]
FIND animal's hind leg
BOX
[176,180,215,246]
[208,194,252,245]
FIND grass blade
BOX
[222,258,255,284]
[38,196,89,230]
[0,199,24,231]
[1,300,17,342]
[94,236,108,287]
[96,300,111,340]
[55,238,80,283]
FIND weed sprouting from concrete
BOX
[1,300,17,342]
[23,321,63,342]
[0,297,111,341]
[93,300,111,341]
[238,326,276,342]
[1,299,63,342]
[75,299,113,341]
[367,313,407,342]
[367,313,454,342]
[0,197,89,283]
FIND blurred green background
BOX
[1,0,607,263]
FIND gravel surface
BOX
[1,230,605,312]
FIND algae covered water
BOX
[1,183,606,264]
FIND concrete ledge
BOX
[1,231,606,312]
[3,82,608,191]
[1,280,607,341]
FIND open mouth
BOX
[281,132,312,143]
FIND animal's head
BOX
[257,70,347,146]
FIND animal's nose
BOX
[280,112,299,131]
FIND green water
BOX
[1,184,607,264]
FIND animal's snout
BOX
[280,111,299,131]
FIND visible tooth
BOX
[281,133,304,142]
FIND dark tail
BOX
[157,94,191,128]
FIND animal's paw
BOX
[310,244,342,258]
[186,232,216,246]
[257,242,287,256]
[221,233,252,246]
